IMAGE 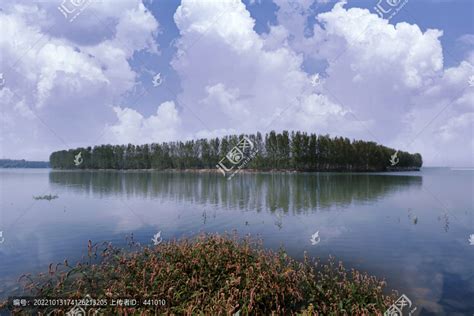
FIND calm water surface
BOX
[0,168,473,314]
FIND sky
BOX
[0,0,473,167]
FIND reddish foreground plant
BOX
[2,233,397,315]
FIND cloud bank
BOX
[0,0,472,166]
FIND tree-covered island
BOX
[50,131,422,171]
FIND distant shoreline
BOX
[0,159,49,168]
[0,168,50,169]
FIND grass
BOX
[3,233,397,315]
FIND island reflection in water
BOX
[49,171,422,213]
[1,169,473,314]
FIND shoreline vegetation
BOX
[50,130,422,172]
[3,234,397,315]
[50,167,421,173]
[0,159,49,168]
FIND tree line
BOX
[0,159,50,168]
[49,131,422,171]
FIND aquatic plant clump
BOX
[10,234,397,315]
[33,194,58,201]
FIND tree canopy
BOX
[49,131,422,171]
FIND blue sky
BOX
[0,0,473,166]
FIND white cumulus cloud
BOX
[0,0,160,159]
[103,101,181,145]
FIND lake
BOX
[0,168,473,314]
